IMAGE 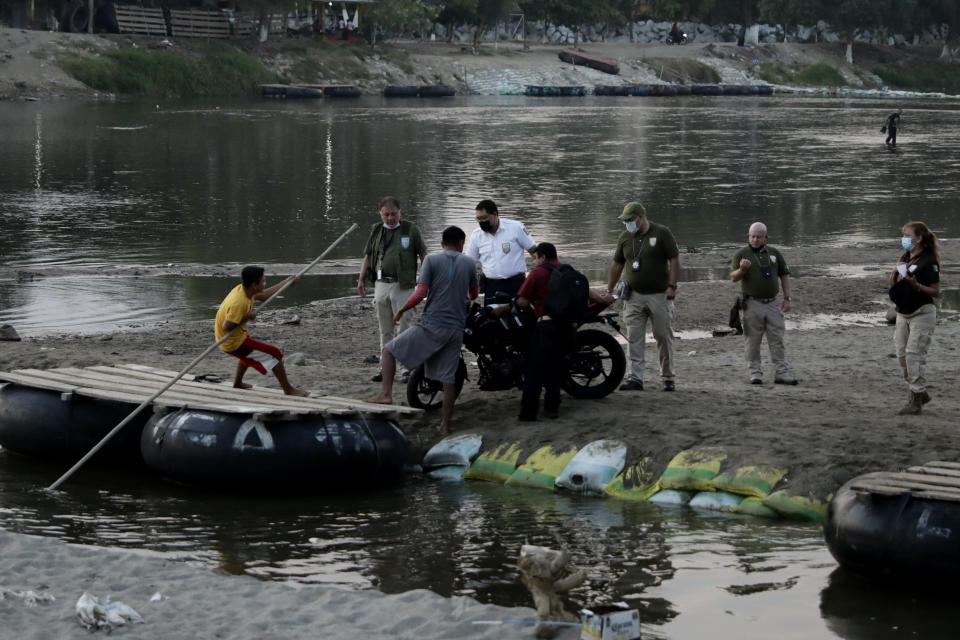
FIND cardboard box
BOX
[579,605,641,640]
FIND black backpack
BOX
[542,263,589,321]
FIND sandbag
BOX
[649,489,696,506]
[658,447,727,491]
[422,433,482,481]
[733,497,781,519]
[506,446,578,491]
[709,464,787,498]
[462,442,522,484]
[689,490,745,512]
[761,490,828,522]
[604,459,659,501]
[555,439,626,495]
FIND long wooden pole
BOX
[46,223,359,491]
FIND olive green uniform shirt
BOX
[362,221,426,288]
[731,245,789,299]
[613,222,680,294]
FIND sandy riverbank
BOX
[3,240,957,505]
[3,24,955,100]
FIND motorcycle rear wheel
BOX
[561,329,626,399]
[406,359,467,410]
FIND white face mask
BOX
[625,220,639,234]
[901,236,915,251]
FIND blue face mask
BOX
[625,220,639,234]
[383,222,400,230]
[901,236,914,252]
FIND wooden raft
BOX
[0,364,420,421]
[849,462,960,503]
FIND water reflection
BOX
[2,97,959,333]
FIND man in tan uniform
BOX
[730,222,797,385]
[606,201,680,392]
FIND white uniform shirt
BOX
[465,218,536,279]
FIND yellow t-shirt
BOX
[215,284,254,352]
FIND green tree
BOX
[759,0,823,41]
[364,0,442,44]
[822,0,883,63]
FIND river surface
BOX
[2,96,960,333]
[2,95,960,638]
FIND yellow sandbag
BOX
[733,496,781,519]
[761,491,828,522]
[505,446,578,491]
[462,442,522,484]
[658,448,727,492]
[710,464,787,498]
[605,459,659,501]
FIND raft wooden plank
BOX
[115,364,199,381]
[8,370,300,415]
[169,9,230,38]
[874,471,960,490]
[3,366,414,418]
[1,365,416,418]
[115,6,168,36]
[7,368,316,415]
[852,475,960,496]
[907,465,960,479]
[923,461,960,471]
[78,367,322,412]
[851,481,960,503]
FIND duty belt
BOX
[378,276,397,283]
[746,295,777,304]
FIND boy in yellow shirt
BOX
[215,266,308,396]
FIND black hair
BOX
[475,199,498,215]
[241,266,265,287]
[534,242,557,261]
[441,226,466,247]
[379,196,401,210]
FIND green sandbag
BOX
[658,447,727,492]
[506,446,578,491]
[733,496,781,519]
[462,442,522,484]
[710,464,787,498]
[605,459,659,501]
[761,491,828,522]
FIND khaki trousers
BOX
[374,281,416,371]
[895,303,936,393]
[622,292,675,382]
[742,298,789,378]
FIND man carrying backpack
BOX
[495,242,613,421]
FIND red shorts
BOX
[227,336,283,375]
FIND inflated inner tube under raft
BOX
[0,365,419,488]
[422,437,827,522]
[825,462,960,580]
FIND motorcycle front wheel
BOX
[561,329,626,399]
[406,359,467,410]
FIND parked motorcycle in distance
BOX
[406,297,626,410]
[667,31,687,44]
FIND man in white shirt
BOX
[465,199,537,303]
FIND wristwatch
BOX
[667,284,678,291]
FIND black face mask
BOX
[478,220,493,233]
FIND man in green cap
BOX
[606,201,680,391]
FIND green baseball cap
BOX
[617,201,647,221]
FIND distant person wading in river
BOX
[884,108,903,146]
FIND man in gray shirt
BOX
[370,226,478,434]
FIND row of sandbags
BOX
[421,435,826,522]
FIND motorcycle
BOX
[406,297,626,410]
[667,31,687,45]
